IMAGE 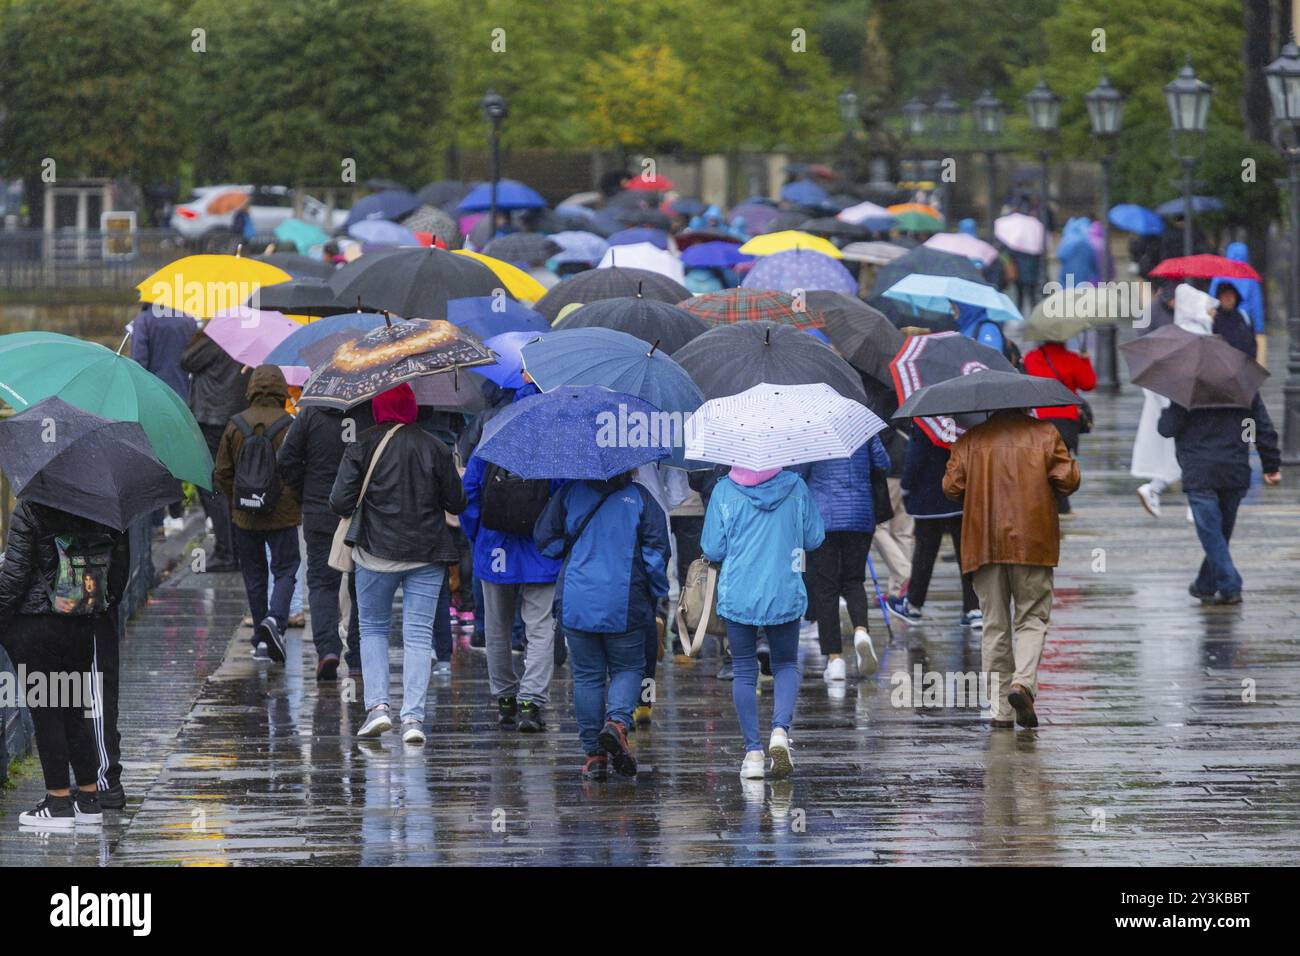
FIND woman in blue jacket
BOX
[701,466,825,780]
[536,472,671,781]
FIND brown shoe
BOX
[1007,684,1038,728]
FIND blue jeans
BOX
[355,563,444,723]
[726,618,801,753]
[1187,487,1246,595]
[566,627,643,754]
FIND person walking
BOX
[329,383,466,744]
[535,471,670,781]
[942,409,1080,729]
[0,501,129,829]
[131,303,196,535]
[871,425,915,600]
[1023,339,1095,514]
[1158,393,1280,605]
[793,435,890,682]
[700,466,825,780]
[1210,282,1258,361]
[213,364,302,663]
[1209,243,1266,362]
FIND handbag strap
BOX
[558,487,619,561]
[1038,348,1077,396]
[356,424,401,512]
[677,562,718,658]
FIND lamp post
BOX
[973,89,1004,236]
[1163,57,1212,255]
[931,90,962,221]
[480,88,508,240]
[838,88,860,177]
[1025,78,1061,299]
[901,95,929,188]
[1265,37,1300,462]
[1086,72,1124,391]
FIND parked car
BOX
[170,185,347,250]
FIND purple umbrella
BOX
[348,219,421,247]
[728,202,781,234]
[740,249,857,295]
[682,241,753,270]
[205,307,309,385]
[478,330,546,389]
[608,227,669,250]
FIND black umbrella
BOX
[800,217,871,242]
[484,233,562,265]
[869,246,990,298]
[554,296,709,355]
[893,369,1079,420]
[754,210,810,235]
[805,291,904,384]
[255,252,334,280]
[532,267,691,322]
[674,321,868,403]
[328,247,507,321]
[249,277,348,317]
[417,180,471,210]
[1120,325,1268,409]
[889,331,1014,446]
[410,369,489,413]
[0,397,182,531]
[867,292,957,333]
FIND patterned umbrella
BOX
[677,289,824,331]
[263,311,390,368]
[889,331,1014,446]
[532,266,690,322]
[740,249,857,295]
[554,296,708,355]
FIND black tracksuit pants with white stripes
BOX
[91,609,122,790]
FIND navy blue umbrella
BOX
[476,385,670,479]
[446,296,551,340]
[1155,195,1223,217]
[344,189,422,227]
[608,227,670,250]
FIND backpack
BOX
[43,533,115,616]
[232,414,292,514]
[479,462,551,536]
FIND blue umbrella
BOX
[521,327,704,467]
[478,330,546,389]
[1155,195,1223,217]
[608,227,669,250]
[348,219,420,246]
[882,273,1022,324]
[740,248,857,295]
[780,180,829,207]
[549,230,609,265]
[476,385,670,479]
[858,215,897,233]
[1108,203,1164,235]
[457,180,547,213]
[343,189,422,227]
[446,296,551,340]
[263,311,389,368]
[682,241,752,270]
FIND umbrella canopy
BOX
[837,200,892,225]
[888,203,942,218]
[780,180,829,207]
[255,251,333,280]
[894,369,1079,421]
[444,295,551,341]
[740,248,857,295]
[685,382,884,471]
[667,197,707,217]
[840,241,908,265]
[799,217,871,241]
[328,246,507,320]
[1024,286,1122,342]
[204,306,306,381]
[136,255,292,319]
[0,397,183,531]
[298,317,495,410]
[344,189,422,227]
[678,289,824,330]
[478,330,545,389]
[452,250,548,301]
[207,189,251,215]
[1155,195,1224,217]
[675,229,743,251]
[890,331,1015,446]
[273,219,331,254]
[1150,254,1262,282]
[402,205,460,247]
[625,174,675,192]
[554,296,708,355]
[599,242,685,283]
[0,332,212,488]
[417,180,471,210]
[675,321,867,403]
[549,230,610,265]
[882,273,1021,325]
[483,233,562,265]
[533,267,691,322]
[869,246,989,298]
[993,212,1046,255]
[476,385,670,479]
[409,371,489,413]
[1107,203,1164,235]
[1120,324,1268,410]
[250,277,348,317]
[805,291,904,384]
[263,311,390,368]
[892,211,945,233]
[739,230,842,258]
[923,232,999,265]
[728,202,781,233]
[681,241,752,270]
[608,227,670,250]
[348,219,420,247]
[457,179,548,213]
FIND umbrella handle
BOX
[116,331,131,356]
[865,554,896,644]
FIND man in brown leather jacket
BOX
[942,409,1080,728]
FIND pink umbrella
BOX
[993,213,1046,255]
[923,232,998,265]
[204,307,304,373]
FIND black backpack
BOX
[479,462,551,536]
[232,414,292,514]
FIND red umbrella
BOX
[1150,254,1261,282]
[625,174,675,192]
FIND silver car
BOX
[170,184,345,250]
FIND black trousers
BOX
[91,609,121,789]
[1049,418,1081,514]
[232,526,301,633]
[2,615,99,791]
[303,527,353,659]
[805,530,873,655]
[198,423,237,564]
[907,516,978,613]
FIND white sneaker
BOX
[1136,483,1161,517]
[357,706,392,738]
[1186,505,1194,524]
[163,516,185,535]
[853,628,878,675]
[205,517,214,533]
[740,750,766,779]
[401,719,426,745]
[823,657,847,682]
[768,728,793,777]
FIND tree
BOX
[585,45,699,154]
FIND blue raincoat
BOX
[1056,217,1098,286]
[956,302,1004,353]
[1209,242,1265,334]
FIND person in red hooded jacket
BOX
[1022,341,1094,514]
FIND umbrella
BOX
[273,219,330,254]
[453,250,549,301]
[681,241,752,270]
[893,211,945,233]
[255,252,333,280]
[328,246,507,320]
[402,205,460,247]
[625,174,675,192]
[800,217,872,241]
[894,369,1079,422]
[667,197,707,217]
[1024,286,1122,342]
[674,229,742,251]
[727,202,782,233]
[608,227,670,250]
[409,371,489,413]
[0,332,212,488]
[840,241,908,265]
[204,306,305,372]
[457,180,547,213]
[1107,203,1164,236]
[136,255,292,319]
[1150,254,1262,282]
[738,230,843,258]
[249,277,348,317]
[837,200,892,225]
[348,219,420,247]
[263,311,391,368]
[344,189,422,227]
[1120,324,1268,410]
[478,330,546,389]
[868,293,956,333]
[740,249,857,295]
[882,273,1021,325]
[678,289,824,330]
[445,296,552,340]
[1155,195,1224,217]
[684,382,884,471]
[0,397,183,531]
[417,180,471,210]
[675,321,867,403]
[484,233,562,265]
[805,291,904,384]
[532,267,691,322]
[554,296,709,355]
[599,242,685,283]
[993,212,1046,255]
[549,230,609,265]
[780,180,829,207]
[207,189,251,215]
[298,317,496,410]
[870,246,990,298]
[475,385,669,480]
[889,331,1015,446]
[888,203,943,218]
[923,232,999,265]
[755,210,814,235]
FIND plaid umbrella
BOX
[532,266,690,322]
[889,331,1014,446]
[677,289,825,331]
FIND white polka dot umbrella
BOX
[684,382,886,471]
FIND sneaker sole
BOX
[74,812,103,827]
[740,763,765,779]
[769,742,793,778]
[597,728,637,777]
[257,623,286,663]
[402,730,426,745]
[357,715,392,738]
[854,634,878,676]
[19,816,76,831]
[1136,489,1158,517]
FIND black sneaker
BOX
[581,754,608,781]
[256,616,286,663]
[517,700,547,733]
[757,639,771,677]
[716,657,734,680]
[470,631,486,649]
[1188,583,1216,603]
[98,782,126,810]
[597,720,637,777]
[497,696,518,726]
[18,794,75,830]
[1214,591,1243,605]
[73,791,103,826]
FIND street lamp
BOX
[973,89,1004,236]
[480,88,508,240]
[1086,72,1124,391]
[1163,57,1212,255]
[1025,78,1060,298]
[837,89,860,176]
[1265,37,1300,462]
[933,90,962,137]
[901,95,930,189]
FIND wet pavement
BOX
[3,346,1299,866]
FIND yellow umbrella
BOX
[136,255,292,319]
[738,230,843,259]
[452,250,548,302]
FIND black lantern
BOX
[1025,78,1060,133]
[933,90,961,137]
[973,89,1004,137]
[1266,38,1300,126]
[838,89,860,129]
[902,96,929,137]
[1164,57,1211,134]
[481,88,508,123]
[1085,72,1124,137]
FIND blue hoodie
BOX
[1056,217,1098,286]
[700,471,826,626]
[1209,242,1264,333]
[956,302,1003,353]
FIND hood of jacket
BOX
[1225,241,1249,264]
[373,382,417,424]
[246,363,288,406]
[1174,283,1215,334]
[728,468,800,511]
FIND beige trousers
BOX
[972,563,1053,721]
[872,478,915,592]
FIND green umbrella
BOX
[893,210,944,233]
[273,218,330,254]
[0,332,213,488]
